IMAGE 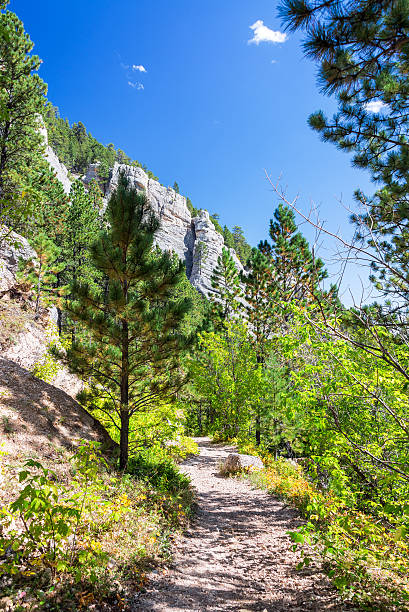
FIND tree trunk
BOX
[34,269,42,320]
[255,353,263,445]
[255,413,261,446]
[119,318,129,470]
[57,308,62,336]
[119,408,129,471]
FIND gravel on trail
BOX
[132,438,356,612]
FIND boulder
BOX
[219,453,242,476]
[219,452,264,477]
[0,230,35,294]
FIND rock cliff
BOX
[42,147,243,296]
[39,121,72,194]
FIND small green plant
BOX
[249,459,409,609]
[1,416,14,434]
[127,449,190,496]
[30,322,70,383]
[0,441,112,582]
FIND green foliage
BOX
[64,179,102,290]
[278,0,409,304]
[31,323,70,383]
[231,225,252,264]
[127,449,191,495]
[222,225,234,249]
[193,240,209,275]
[18,232,67,317]
[0,440,194,609]
[259,203,327,302]
[0,4,47,239]
[0,442,110,581]
[188,321,281,442]
[275,304,409,507]
[186,196,199,217]
[210,247,243,324]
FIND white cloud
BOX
[271,59,278,64]
[249,20,287,45]
[364,100,386,113]
[128,81,144,90]
[132,64,147,73]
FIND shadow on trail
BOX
[132,440,357,612]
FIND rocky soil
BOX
[132,438,356,612]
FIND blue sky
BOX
[11,0,376,301]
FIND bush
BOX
[127,449,190,495]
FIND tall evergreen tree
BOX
[259,203,327,303]
[210,247,243,324]
[18,233,66,318]
[242,206,326,444]
[66,172,193,469]
[34,164,70,244]
[232,225,252,264]
[0,2,47,238]
[242,248,276,445]
[222,225,235,249]
[64,180,101,290]
[278,0,409,302]
[193,240,209,276]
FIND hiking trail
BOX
[133,438,355,612]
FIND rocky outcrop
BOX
[107,163,241,293]
[0,229,35,295]
[107,163,195,272]
[39,121,72,194]
[190,210,225,295]
[82,162,101,185]
[41,146,242,296]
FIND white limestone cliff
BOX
[39,121,71,194]
[41,147,242,296]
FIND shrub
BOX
[127,449,190,496]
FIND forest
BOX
[1,0,409,610]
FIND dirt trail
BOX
[133,438,355,612]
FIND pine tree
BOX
[278,0,409,301]
[173,181,180,194]
[193,240,208,275]
[210,247,243,324]
[232,225,252,264]
[242,206,326,444]
[64,180,101,289]
[66,172,193,470]
[88,179,104,210]
[259,203,326,303]
[34,164,70,244]
[223,225,235,249]
[18,233,66,318]
[0,3,47,237]
[241,248,276,444]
